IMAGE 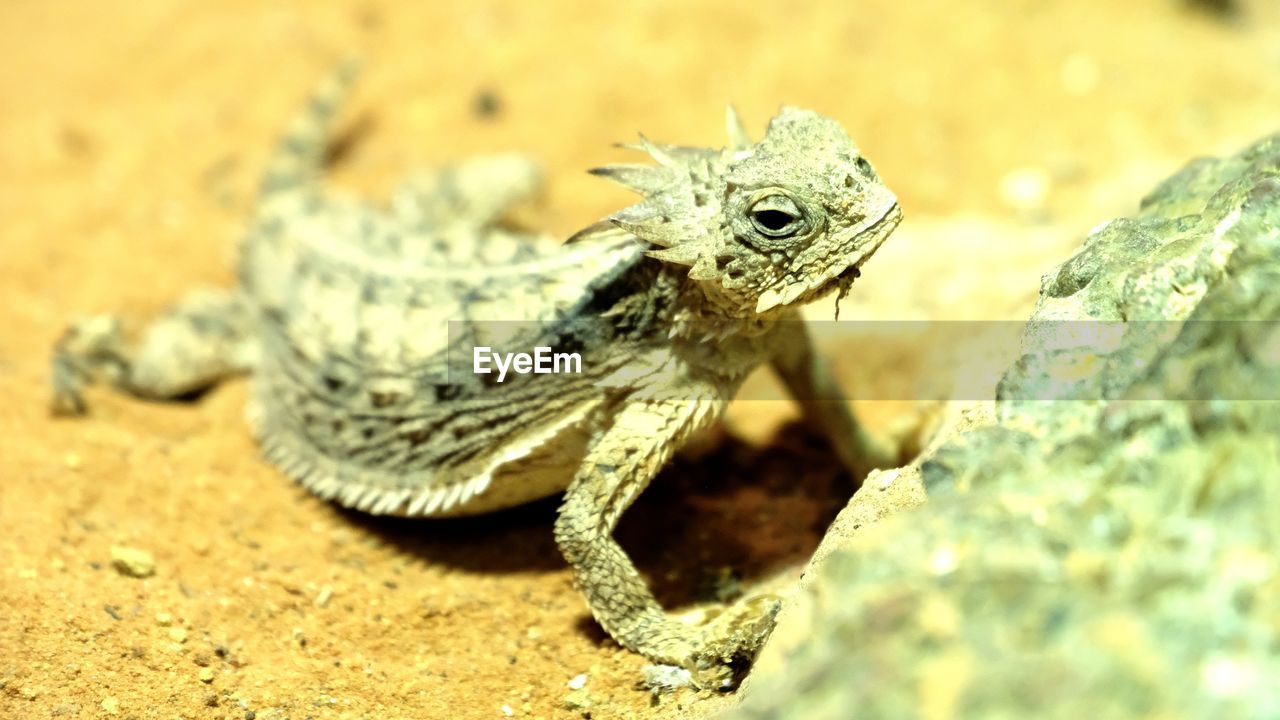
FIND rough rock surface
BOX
[732,134,1280,719]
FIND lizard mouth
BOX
[755,202,903,314]
[831,204,902,316]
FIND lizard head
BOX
[594,107,901,316]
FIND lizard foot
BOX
[51,315,128,415]
[684,593,783,690]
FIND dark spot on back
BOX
[402,428,431,447]
[553,330,587,357]
[370,391,400,408]
[435,384,463,402]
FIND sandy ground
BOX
[4,1,1280,719]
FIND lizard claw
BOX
[51,355,89,415]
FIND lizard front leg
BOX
[769,316,896,479]
[553,391,780,688]
[52,288,257,414]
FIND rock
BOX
[743,402,977,686]
[109,545,155,578]
[732,133,1280,719]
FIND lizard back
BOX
[238,68,658,516]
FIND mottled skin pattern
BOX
[52,66,902,687]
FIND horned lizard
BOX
[52,66,902,687]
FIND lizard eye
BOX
[749,194,806,238]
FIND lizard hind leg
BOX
[52,288,257,414]
[552,395,781,689]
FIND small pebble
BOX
[641,664,694,693]
[110,545,155,578]
[155,612,173,626]
[199,667,215,684]
[168,627,188,643]
[315,585,333,608]
[101,697,120,715]
[564,688,593,711]
[473,88,502,119]
[566,673,588,690]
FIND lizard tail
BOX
[258,59,362,198]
